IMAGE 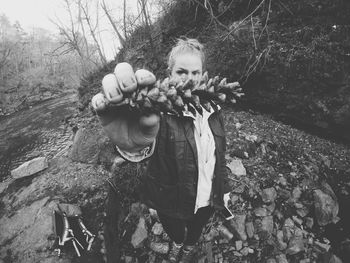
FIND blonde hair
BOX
[167,38,205,71]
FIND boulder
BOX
[245,221,255,238]
[261,187,277,203]
[149,242,169,254]
[292,187,302,200]
[314,187,339,226]
[227,159,246,178]
[0,198,58,262]
[276,230,287,250]
[254,207,268,217]
[275,253,288,263]
[11,157,48,179]
[70,126,117,165]
[152,222,164,235]
[230,214,247,241]
[286,228,305,255]
[131,217,148,248]
[260,216,274,237]
[329,254,343,263]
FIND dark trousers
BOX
[158,206,214,246]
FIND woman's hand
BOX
[91,63,160,153]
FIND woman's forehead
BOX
[172,53,203,70]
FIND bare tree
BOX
[100,0,126,48]
[138,0,154,48]
[80,0,107,64]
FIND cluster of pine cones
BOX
[92,70,244,115]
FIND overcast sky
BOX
[0,0,146,60]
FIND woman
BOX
[92,38,231,263]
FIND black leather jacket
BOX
[141,105,230,219]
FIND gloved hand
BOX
[91,63,160,153]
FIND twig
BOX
[251,16,257,50]
[277,0,294,15]
[223,0,265,41]
[215,0,235,19]
[191,0,229,31]
[258,0,271,41]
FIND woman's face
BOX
[170,52,203,89]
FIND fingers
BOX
[102,74,123,103]
[91,93,108,112]
[114,62,137,93]
[135,69,156,86]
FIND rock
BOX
[233,251,242,257]
[275,253,288,263]
[254,207,268,217]
[286,228,304,255]
[0,198,57,262]
[124,256,134,263]
[232,185,245,194]
[245,221,255,238]
[314,188,339,226]
[205,227,219,241]
[305,217,314,229]
[152,222,163,235]
[279,188,291,200]
[0,178,14,195]
[235,122,242,129]
[230,214,247,241]
[203,242,214,262]
[245,134,258,142]
[266,202,276,215]
[149,208,159,220]
[227,159,246,178]
[131,217,148,248]
[314,240,331,253]
[11,157,48,179]
[130,202,148,218]
[217,224,234,241]
[235,240,243,251]
[260,216,274,237]
[240,247,250,256]
[70,126,117,164]
[295,203,309,217]
[282,218,294,242]
[292,215,303,226]
[230,194,240,203]
[278,177,288,187]
[329,254,343,263]
[261,187,277,203]
[276,230,287,250]
[149,242,169,254]
[292,187,302,200]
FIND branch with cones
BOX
[91,65,244,116]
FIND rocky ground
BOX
[0,101,350,263]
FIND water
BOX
[0,93,78,181]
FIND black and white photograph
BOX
[0,0,350,262]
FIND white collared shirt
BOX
[192,106,216,213]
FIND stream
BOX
[0,92,78,181]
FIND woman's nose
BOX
[188,73,195,81]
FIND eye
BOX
[176,70,186,75]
